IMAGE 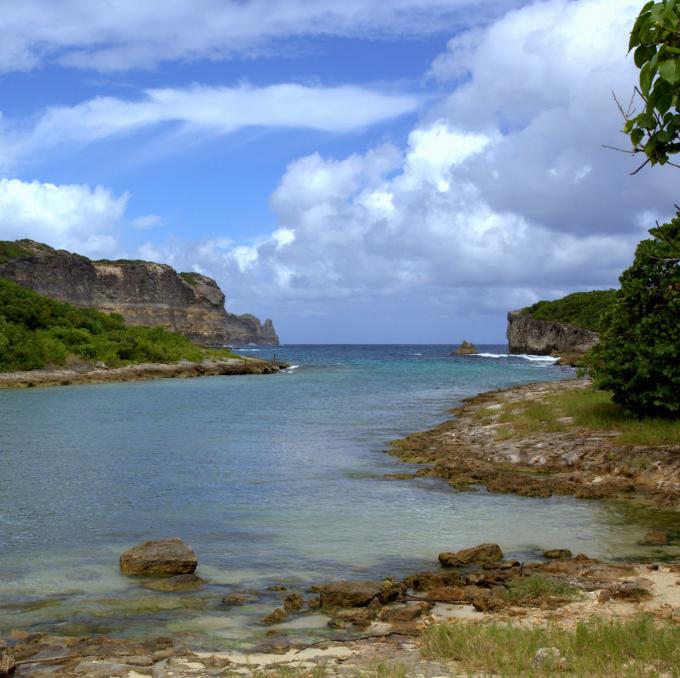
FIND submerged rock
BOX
[120,538,198,576]
[438,543,503,567]
[222,593,255,607]
[638,530,669,546]
[262,608,287,625]
[543,549,573,559]
[283,593,305,613]
[143,574,204,592]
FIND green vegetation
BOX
[0,240,38,263]
[502,575,582,606]
[179,272,203,286]
[589,218,680,417]
[0,278,236,371]
[524,289,616,333]
[493,387,680,445]
[623,0,680,169]
[422,615,680,677]
[93,258,153,265]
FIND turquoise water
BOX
[0,345,659,647]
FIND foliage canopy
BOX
[624,0,680,168]
[589,217,680,417]
[525,290,616,333]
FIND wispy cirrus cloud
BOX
[0,83,422,171]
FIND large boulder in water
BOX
[451,340,477,355]
[318,580,404,609]
[120,538,198,576]
[438,543,503,567]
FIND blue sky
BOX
[0,0,675,343]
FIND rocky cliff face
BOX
[507,310,598,355]
[0,240,279,347]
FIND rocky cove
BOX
[1,352,679,677]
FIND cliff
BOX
[507,310,599,356]
[0,240,278,347]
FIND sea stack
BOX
[452,340,477,355]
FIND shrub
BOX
[590,216,680,417]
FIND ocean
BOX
[0,345,656,648]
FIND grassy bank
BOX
[479,385,680,446]
[0,278,237,371]
[422,615,680,677]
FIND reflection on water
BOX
[0,345,675,647]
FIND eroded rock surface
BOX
[120,538,198,576]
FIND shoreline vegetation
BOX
[3,377,680,677]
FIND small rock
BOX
[472,592,505,612]
[327,618,347,629]
[318,580,390,608]
[262,608,287,625]
[638,530,669,546]
[118,655,153,667]
[266,585,288,592]
[152,648,176,661]
[0,643,16,678]
[120,538,198,576]
[144,574,204,592]
[532,647,564,669]
[543,549,572,559]
[439,543,503,567]
[283,593,304,613]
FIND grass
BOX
[421,614,680,677]
[502,574,582,605]
[524,289,616,333]
[0,240,38,263]
[0,278,237,371]
[493,387,680,446]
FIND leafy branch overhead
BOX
[624,0,680,169]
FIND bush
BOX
[525,289,616,333]
[590,216,680,417]
[0,278,236,371]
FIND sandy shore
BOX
[0,357,286,389]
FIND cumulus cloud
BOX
[0,0,523,73]
[1,84,421,170]
[136,0,676,341]
[0,179,127,257]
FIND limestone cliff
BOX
[0,240,279,347]
[507,310,598,356]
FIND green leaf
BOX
[635,44,656,67]
[631,128,645,146]
[659,58,679,84]
[640,61,655,95]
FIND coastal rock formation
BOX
[119,538,198,576]
[452,340,477,355]
[438,543,503,567]
[507,310,598,356]
[0,240,278,346]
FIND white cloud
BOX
[2,84,421,170]
[135,0,675,342]
[0,179,127,257]
[0,0,523,73]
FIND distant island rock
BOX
[0,239,279,347]
[452,340,477,355]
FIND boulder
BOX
[380,602,432,623]
[318,580,404,609]
[0,643,15,678]
[543,549,572,559]
[452,340,477,355]
[120,538,198,576]
[143,574,204,592]
[222,593,255,607]
[438,543,503,567]
[638,530,669,546]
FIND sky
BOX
[0,0,676,343]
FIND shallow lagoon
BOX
[0,345,668,647]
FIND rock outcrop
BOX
[507,310,598,356]
[0,240,278,346]
[452,340,477,355]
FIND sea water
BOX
[0,345,667,647]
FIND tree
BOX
[590,218,680,417]
[622,0,680,171]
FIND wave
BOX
[283,365,300,373]
[475,353,560,363]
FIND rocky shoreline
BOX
[0,357,286,389]
[2,377,680,677]
[390,378,680,508]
